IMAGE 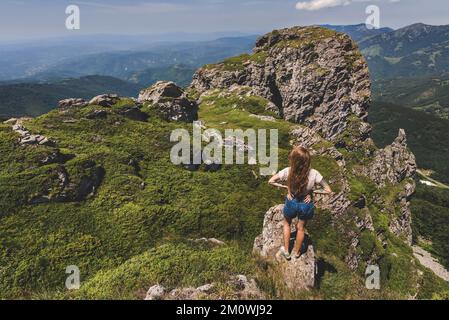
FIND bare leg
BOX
[293,220,306,256]
[283,217,292,252]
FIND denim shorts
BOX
[283,197,315,221]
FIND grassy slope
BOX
[0,91,448,300]
[0,94,292,299]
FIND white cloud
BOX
[296,0,401,11]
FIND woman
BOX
[269,146,333,260]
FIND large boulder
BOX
[138,81,184,103]
[253,205,316,290]
[138,81,198,122]
[191,26,371,141]
[89,94,120,107]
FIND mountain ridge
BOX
[1,26,448,300]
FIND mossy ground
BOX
[1,94,447,300]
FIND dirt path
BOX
[412,246,449,282]
[417,170,449,190]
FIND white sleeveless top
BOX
[277,168,324,194]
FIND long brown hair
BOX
[287,146,311,197]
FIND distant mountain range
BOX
[0,76,140,118]
[325,23,449,79]
[322,23,393,42]
[359,23,449,79]
[2,23,449,123]
[0,36,257,83]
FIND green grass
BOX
[70,242,256,300]
[1,93,448,300]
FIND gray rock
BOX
[145,285,166,300]
[363,129,417,187]
[143,275,264,300]
[89,94,120,107]
[196,283,215,293]
[191,26,371,141]
[58,98,88,109]
[362,129,417,244]
[253,205,316,290]
[138,81,198,122]
[11,122,54,146]
[138,81,184,103]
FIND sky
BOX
[0,0,448,42]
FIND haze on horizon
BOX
[0,0,448,43]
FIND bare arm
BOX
[268,173,288,189]
[314,179,333,194]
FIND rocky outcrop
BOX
[12,122,53,146]
[191,26,371,141]
[138,81,198,122]
[89,94,120,107]
[253,205,316,290]
[363,129,417,244]
[363,129,417,186]
[145,275,264,300]
[58,98,88,109]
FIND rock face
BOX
[363,129,417,244]
[145,275,264,300]
[253,205,316,290]
[363,129,417,186]
[191,26,371,141]
[138,81,198,122]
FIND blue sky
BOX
[0,0,448,41]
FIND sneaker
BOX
[280,246,291,261]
